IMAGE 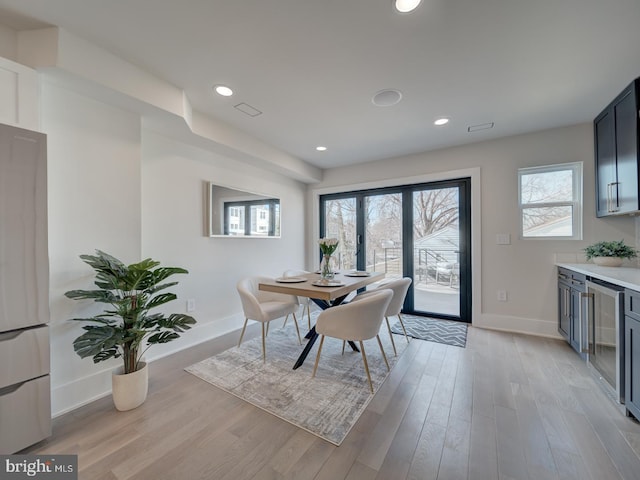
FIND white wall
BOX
[0,24,16,60]
[40,81,306,415]
[141,131,307,352]
[312,123,636,337]
[43,79,142,415]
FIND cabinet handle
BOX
[0,330,23,342]
[581,292,593,353]
[607,182,620,212]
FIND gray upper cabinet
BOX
[594,77,640,217]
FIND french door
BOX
[320,178,471,323]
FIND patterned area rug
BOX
[390,314,467,347]
[186,321,407,446]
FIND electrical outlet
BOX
[187,299,196,312]
[497,290,508,302]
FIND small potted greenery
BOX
[584,240,637,267]
[65,250,196,410]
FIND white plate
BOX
[275,276,307,283]
[344,271,371,277]
[312,281,345,287]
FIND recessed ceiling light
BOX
[316,146,327,152]
[214,85,233,97]
[434,118,450,126]
[394,0,422,13]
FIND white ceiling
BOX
[1,0,640,169]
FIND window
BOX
[518,162,582,239]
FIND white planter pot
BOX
[592,257,623,267]
[112,362,148,411]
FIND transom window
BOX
[518,162,582,239]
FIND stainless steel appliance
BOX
[586,279,625,403]
[0,123,51,453]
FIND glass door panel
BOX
[323,197,357,270]
[412,187,460,316]
[364,193,402,277]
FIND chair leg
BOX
[282,313,289,328]
[238,318,249,347]
[376,334,390,371]
[306,302,311,329]
[359,341,374,394]
[261,322,266,363]
[312,335,326,378]
[266,320,270,336]
[341,340,346,355]
[397,313,409,343]
[292,312,302,345]
[385,317,398,356]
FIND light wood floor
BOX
[26,325,640,480]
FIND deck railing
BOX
[331,247,459,286]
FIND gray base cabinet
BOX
[625,289,640,419]
[557,267,587,357]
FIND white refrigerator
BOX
[0,123,51,453]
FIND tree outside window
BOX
[518,162,582,239]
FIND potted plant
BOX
[65,250,196,410]
[584,240,637,267]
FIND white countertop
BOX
[557,263,640,291]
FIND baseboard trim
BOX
[476,313,563,339]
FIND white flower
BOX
[318,237,339,255]
[318,238,338,246]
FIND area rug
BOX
[185,321,407,446]
[390,314,467,347]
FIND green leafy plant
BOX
[584,240,637,260]
[65,250,196,374]
[318,237,339,256]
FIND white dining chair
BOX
[282,269,313,328]
[236,276,302,362]
[356,277,412,356]
[312,289,393,393]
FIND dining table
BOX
[258,270,385,369]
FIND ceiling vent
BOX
[372,89,403,107]
[468,122,494,132]
[234,103,262,117]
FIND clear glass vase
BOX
[320,255,335,281]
